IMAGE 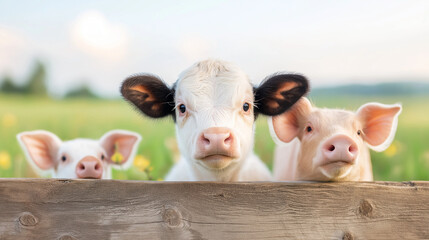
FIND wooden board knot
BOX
[358,199,373,218]
[18,212,38,227]
[162,207,183,228]
[342,231,354,240]
[58,234,78,240]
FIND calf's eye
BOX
[306,126,312,133]
[179,104,186,113]
[61,156,67,162]
[243,102,250,112]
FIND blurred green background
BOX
[2,1,429,181]
[1,90,429,180]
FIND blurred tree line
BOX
[0,61,98,99]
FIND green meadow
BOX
[0,94,428,181]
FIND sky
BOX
[0,0,429,97]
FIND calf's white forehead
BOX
[176,60,253,107]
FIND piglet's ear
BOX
[254,73,309,116]
[121,74,175,118]
[356,103,402,152]
[269,97,312,144]
[100,130,142,169]
[17,130,62,171]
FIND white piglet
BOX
[17,130,141,179]
[270,97,402,181]
[121,59,309,181]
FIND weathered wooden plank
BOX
[0,180,428,240]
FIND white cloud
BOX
[70,10,129,61]
[0,27,35,84]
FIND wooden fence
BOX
[0,179,428,239]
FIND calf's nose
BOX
[76,156,103,179]
[322,135,358,164]
[196,127,236,157]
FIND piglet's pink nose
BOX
[195,127,237,158]
[76,156,103,179]
[322,135,358,164]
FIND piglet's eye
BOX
[306,126,312,133]
[179,104,186,113]
[357,130,362,136]
[243,102,250,112]
[61,156,67,162]
[101,154,105,160]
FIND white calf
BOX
[121,59,309,181]
[17,130,141,179]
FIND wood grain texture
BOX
[0,179,428,240]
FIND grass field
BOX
[0,94,428,181]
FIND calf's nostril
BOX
[224,134,232,144]
[202,137,210,146]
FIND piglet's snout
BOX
[76,156,103,179]
[195,127,238,159]
[322,135,358,164]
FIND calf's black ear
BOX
[121,74,175,118]
[254,73,309,116]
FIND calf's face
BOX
[121,59,308,170]
[17,130,141,179]
[271,98,402,181]
[174,64,255,169]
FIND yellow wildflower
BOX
[111,142,124,163]
[384,141,398,157]
[2,113,17,128]
[111,152,124,163]
[133,155,150,171]
[0,151,11,170]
